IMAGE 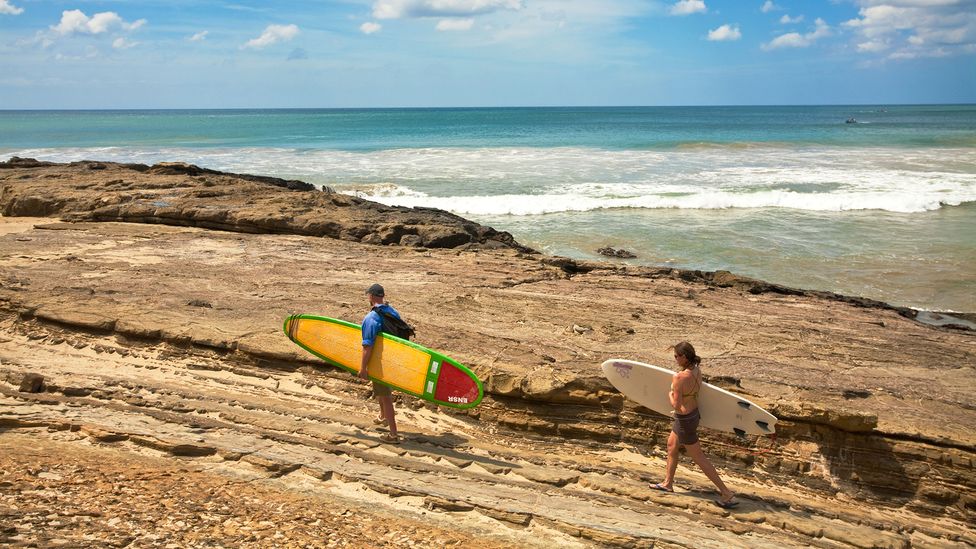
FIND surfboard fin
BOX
[737,401,751,410]
[733,428,746,438]
[755,421,770,431]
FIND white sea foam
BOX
[6,145,976,214]
[356,187,973,215]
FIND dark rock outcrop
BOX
[597,246,637,259]
[18,373,44,393]
[0,158,534,253]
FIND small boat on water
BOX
[845,117,857,124]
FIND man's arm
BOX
[359,345,372,379]
[360,311,379,380]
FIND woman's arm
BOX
[669,372,685,409]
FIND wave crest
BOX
[8,145,976,215]
[351,186,974,215]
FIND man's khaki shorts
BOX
[372,380,392,397]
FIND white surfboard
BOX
[601,359,777,437]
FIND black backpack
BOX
[379,310,415,341]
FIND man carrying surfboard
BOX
[359,283,402,444]
[653,341,738,509]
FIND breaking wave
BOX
[6,145,976,215]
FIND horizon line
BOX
[3,102,976,112]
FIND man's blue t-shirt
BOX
[362,304,402,347]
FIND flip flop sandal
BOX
[716,498,739,509]
[650,483,673,493]
[380,433,401,444]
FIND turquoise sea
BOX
[2,106,974,312]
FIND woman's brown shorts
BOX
[673,409,701,445]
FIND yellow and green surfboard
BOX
[283,314,484,409]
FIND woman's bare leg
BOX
[660,431,680,489]
[684,442,733,500]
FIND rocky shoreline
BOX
[1,159,974,547]
[5,157,972,328]
[0,157,530,252]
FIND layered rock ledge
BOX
[1,159,974,547]
[0,157,529,251]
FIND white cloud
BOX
[16,31,54,49]
[0,76,32,86]
[760,1,779,14]
[763,18,830,50]
[52,10,146,35]
[112,37,138,49]
[465,0,655,55]
[373,0,522,20]
[707,24,741,41]
[188,30,209,42]
[843,1,976,60]
[55,46,99,60]
[765,32,805,49]
[360,21,382,34]
[857,38,890,52]
[670,0,706,16]
[780,14,804,24]
[436,18,474,31]
[889,46,950,59]
[0,0,23,15]
[242,24,300,49]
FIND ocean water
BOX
[2,106,974,312]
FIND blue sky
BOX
[1,0,974,108]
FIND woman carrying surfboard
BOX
[653,341,738,509]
